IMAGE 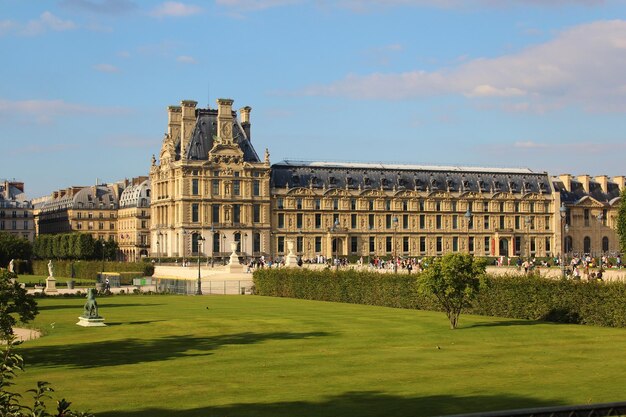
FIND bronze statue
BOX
[82,289,100,319]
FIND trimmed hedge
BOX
[253,268,626,327]
[31,260,153,280]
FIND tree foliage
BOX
[617,188,626,255]
[0,233,32,268]
[0,269,38,340]
[33,233,118,261]
[419,253,487,329]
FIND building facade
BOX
[117,177,151,261]
[0,180,35,241]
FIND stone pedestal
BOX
[227,241,244,273]
[284,240,299,267]
[45,276,58,293]
[76,316,106,327]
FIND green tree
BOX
[419,253,487,329]
[0,233,32,267]
[0,269,38,340]
[617,188,626,254]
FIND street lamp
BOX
[331,218,340,271]
[597,212,604,271]
[243,233,248,264]
[392,216,398,273]
[525,216,532,260]
[222,234,227,265]
[196,234,205,295]
[559,203,567,278]
[100,240,106,274]
[464,208,472,254]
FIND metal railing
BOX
[153,278,254,295]
[442,400,626,417]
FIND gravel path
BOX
[11,327,41,342]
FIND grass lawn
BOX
[17,274,95,286]
[12,295,626,417]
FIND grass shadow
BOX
[104,320,167,326]
[38,303,166,311]
[463,319,547,329]
[96,391,563,417]
[21,331,332,368]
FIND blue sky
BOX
[2,0,626,198]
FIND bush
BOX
[253,268,626,328]
[31,260,147,279]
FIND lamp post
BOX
[196,234,205,295]
[559,203,567,278]
[269,232,274,266]
[243,233,248,264]
[100,240,106,275]
[156,232,162,264]
[464,208,472,254]
[331,218,339,271]
[597,212,604,271]
[392,216,398,273]
[524,216,532,260]
[222,234,227,265]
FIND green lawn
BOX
[12,295,626,417]
[17,274,95,286]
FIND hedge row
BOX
[31,260,153,280]
[253,269,626,327]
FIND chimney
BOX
[167,105,182,140]
[577,175,591,193]
[180,100,198,155]
[240,106,251,140]
[594,175,608,194]
[217,98,234,144]
[559,174,572,192]
[614,176,626,192]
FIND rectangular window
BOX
[333,199,339,210]
[451,201,457,212]
[253,233,261,253]
[351,214,357,229]
[453,237,458,251]
[368,200,374,211]
[514,236,521,256]
[315,236,322,252]
[277,198,284,209]
[369,236,375,252]
[315,199,321,210]
[483,215,489,230]
[192,179,199,195]
[436,237,442,253]
[333,213,339,224]
[420,215,425,229]
[452,215,458,230]
[297,213,303,229]
[545,216,550,230]
[296,198,302,210]
[386,236,392,253]
[253,205,261,223]
[233,205,241,223]
[584,209,590,227]
[278,213,285,228]
[419,200,425,211]
[529,202,535,213]
[500,215,505,229]
[76,222,82,230]
[385,200,391,211]
[368,214,374,229]
[530,238,536,254]
[403,236,409,252]
[469,237,474,252]
[315,213,321,229]
[351,199,357,211]
[386,215,392,229]
[351,236,358,253]
[436,215,442,229]
[500,202,505,212]
[545,237,551,252]
[212,179,219,195]
[192,204,199,222]
[297,236,303,253]
[484,237,490,254]
[77,212,82,219]
[515,216,520,230]
[436,201,441,212]
[253,180,260,196]
[403,214,408,230]
[483,201,489,212]
[515,202,520,212]
[233,180,240,196]
[403,201,408,211]
[110,223,115,230]
[278,236,285,253]
[99,222,104,230]
[212,205,220,224]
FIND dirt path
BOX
[12,327,41,342]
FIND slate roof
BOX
[271,160,552,194]
[41,185,119,212]
[119,180,150,208]
[183,109,260,162]
[553,179,622,205]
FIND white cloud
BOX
[59,0,136,15]
[514,141,549,149]
[176,55,197,64]
[150,2,202,17]
[0,20,17,35]
[302,20,626,112]
[0,98,130,125]
[337,0,605,11]
[216,0,301,11]
[21,11,77,36]
[93,63,121,73]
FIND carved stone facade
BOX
[149,98,625,262]
[150,99,271,259]
[117,177,151,261]
[0,180,35,242]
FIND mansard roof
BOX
[271,160,552,194]
[184,109,260,162]
[41,185,120,212]
[553,178,622,205]
[119,179,151,208]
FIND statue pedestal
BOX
[227,242,244,273]
[284,240,299,267]
[45,276,58,293]
[76,317,106,327]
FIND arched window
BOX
[583,236,591,254]
[602,236,609,253]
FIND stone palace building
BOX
[149,98,624,262]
